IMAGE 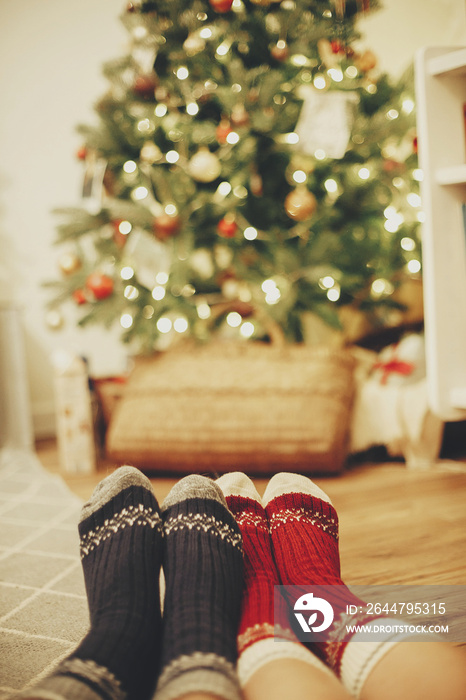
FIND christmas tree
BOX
[49,0,422,352]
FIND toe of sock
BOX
[216,472,262,503]
[162,474,228,512]
[81,465,154,519]
[262,472,332,507]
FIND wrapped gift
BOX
[350,335,444,468]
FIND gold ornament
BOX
[284,186,317,221]
[183,33,206,56]
[188,147,222,182]
[59,252,82,275]
[355,49,377,73]
[140,141,163,163]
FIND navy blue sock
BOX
[156,475,243,700]
[19,466,163,700]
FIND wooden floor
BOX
[36,438,466,587]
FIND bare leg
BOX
[360,642,466,700]
[243,658,350,700]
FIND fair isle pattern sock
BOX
[264,473,417,698]
[18,466,164,700]
[217,472,332,688]
[156,475,243,700]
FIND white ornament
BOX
[188,147,221,182]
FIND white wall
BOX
[0,0,465,438]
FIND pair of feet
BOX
[17,467,401,700]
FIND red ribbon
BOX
[373,359,415,385]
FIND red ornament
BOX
[72,289,88,305]
[383,159,402,173]
[133,74,157,99]
[413,136,418,153]
[216,119,233,144]
[153,213,181,239]
[330,40,345,54]
[217,216,237,238]
[85,272,114,300]
[209,0,233,12]
[271,41,289,62]
[76,146,88,160]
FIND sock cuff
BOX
[80,465,154,522]
[155,652,242,700]
[161,474,228,512]
[262,472,333,508]
[237,638,333,688]
[16,658,124,700]
[340,620,426,698]
[216,472,262,503]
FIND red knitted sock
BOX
[264,473,415,698]
[216,473,330,688]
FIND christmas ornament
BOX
[284,186,317,221]
[183,33,206,56]
[330,40,345,54]
[355,49,377,73]
[133,74,157,98]
[72,289,88,305]
[217,215,237,238]
[59,252,82,276]
[188,147,221,182]
[271,40,289,62]
[85,272,114,300]
[153,212,181,239]
[209,0,233,12]
[230,104,249,128]
[140,141,163,163]
[126,2,136,11]
[76,146,87,161]
[216,119,233,144]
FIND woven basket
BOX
[106,341,356,474]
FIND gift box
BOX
[106,340,356,474]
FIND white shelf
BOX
[415,47,466,421]
[435,164,466,185]
[428,48,466,77]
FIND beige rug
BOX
[0,449,89,698]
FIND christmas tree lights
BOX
[48,0,421,351]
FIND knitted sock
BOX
[217,472,332,688]
[264,473,416,698]
[155,475,243,700]
[18,466,164,700]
